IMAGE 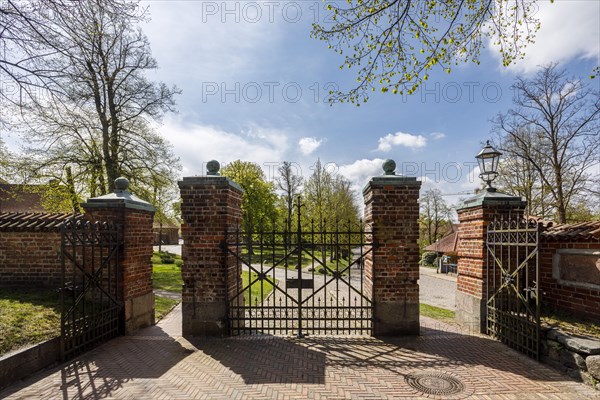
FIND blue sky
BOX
[14,0,600,207]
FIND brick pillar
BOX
[456,191,526,333]
[82,177,156,335]
[363,160,421,335]
[178,161,243,336]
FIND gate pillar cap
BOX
[178,176,243,192]
[362,160,421,194]
[82,177,155,212]
[457,189,526,211]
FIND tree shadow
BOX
[192,319,583,390]
[188,335,327,385]
[0,324,190,400]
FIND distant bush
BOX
[421,251,437,266]
[174,259,183,267]
[160,254,175,264]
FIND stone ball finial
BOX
[207,160,220,176]
[382,159,396,175]
[114,176,130,192]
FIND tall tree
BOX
[276,161,303,233]
[312,0,541,103]
[0,0,137,121]
[493,64,600,223]
[303,159,333,230]
[303,160,360,228]
[7,0,180,200]
[329,175,361,228]
[495,129,553,219]
[221,160,278,253]
[152,174,179,252]
[0,139,8,180]
[420,188,451,246]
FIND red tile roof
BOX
[0,212,83,231]
[541,221,600,241]
[424,228,459,254]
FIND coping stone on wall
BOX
[547,329,600,356]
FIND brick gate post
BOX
[363,160,422,335]
[82,177,156,335]
[178,161,243,336]
[455,191,526,333]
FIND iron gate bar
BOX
[300,248,373,306]
[486,217,540,360]
[61,219,122,361]
[61,247,121,319]
[226,198,373,337]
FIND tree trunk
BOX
[65,166,81,213]
[158,221,162,252]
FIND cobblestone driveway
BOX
[1,305,597,400]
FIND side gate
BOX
[486,217,540,359]
[224,203,373,337]
[60,218,123,360]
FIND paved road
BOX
[2,305,596,399]
[153,244,182,255]
[419,267,457,310]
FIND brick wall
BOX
[538,239,600,320]
[457,206,524,298]
[178,176,243,336]
[0,230,62,287]
[363,175,421,335]
[455,198,525,332]
[83,201,155,334]
[455,200,599,327]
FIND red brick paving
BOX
[1,305,597,399]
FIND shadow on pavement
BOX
[0,325,189,400]
[188,335,327,385]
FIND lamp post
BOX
[475,140,502,192]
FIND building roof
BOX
[423,219,600,251]
[0,184,46,213]
[424,230,459,253]
[0,212,82,231]
[541,220,600,241]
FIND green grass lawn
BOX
[240,246,352,273]
[152,251,183,293]
[241,270,276,306]
[420,303,456,323]
[152,251,183,321]
[152,263,183,293]
[0,288,61,356]
[155,295,179,322]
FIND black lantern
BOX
[476,140,501,191]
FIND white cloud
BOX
[376,132,427,152]
[162,117,289,176]
[336,158,387,201]
[298,137,323,155]
[338,158,386,184]
[488,0,600,74]
[431,132,446,140]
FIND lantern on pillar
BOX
[475,140,501,191]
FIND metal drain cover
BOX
[405,372,465,396]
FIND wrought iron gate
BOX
[486,217,540,359]
[225,203,373,337]
[61,218,122,360]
